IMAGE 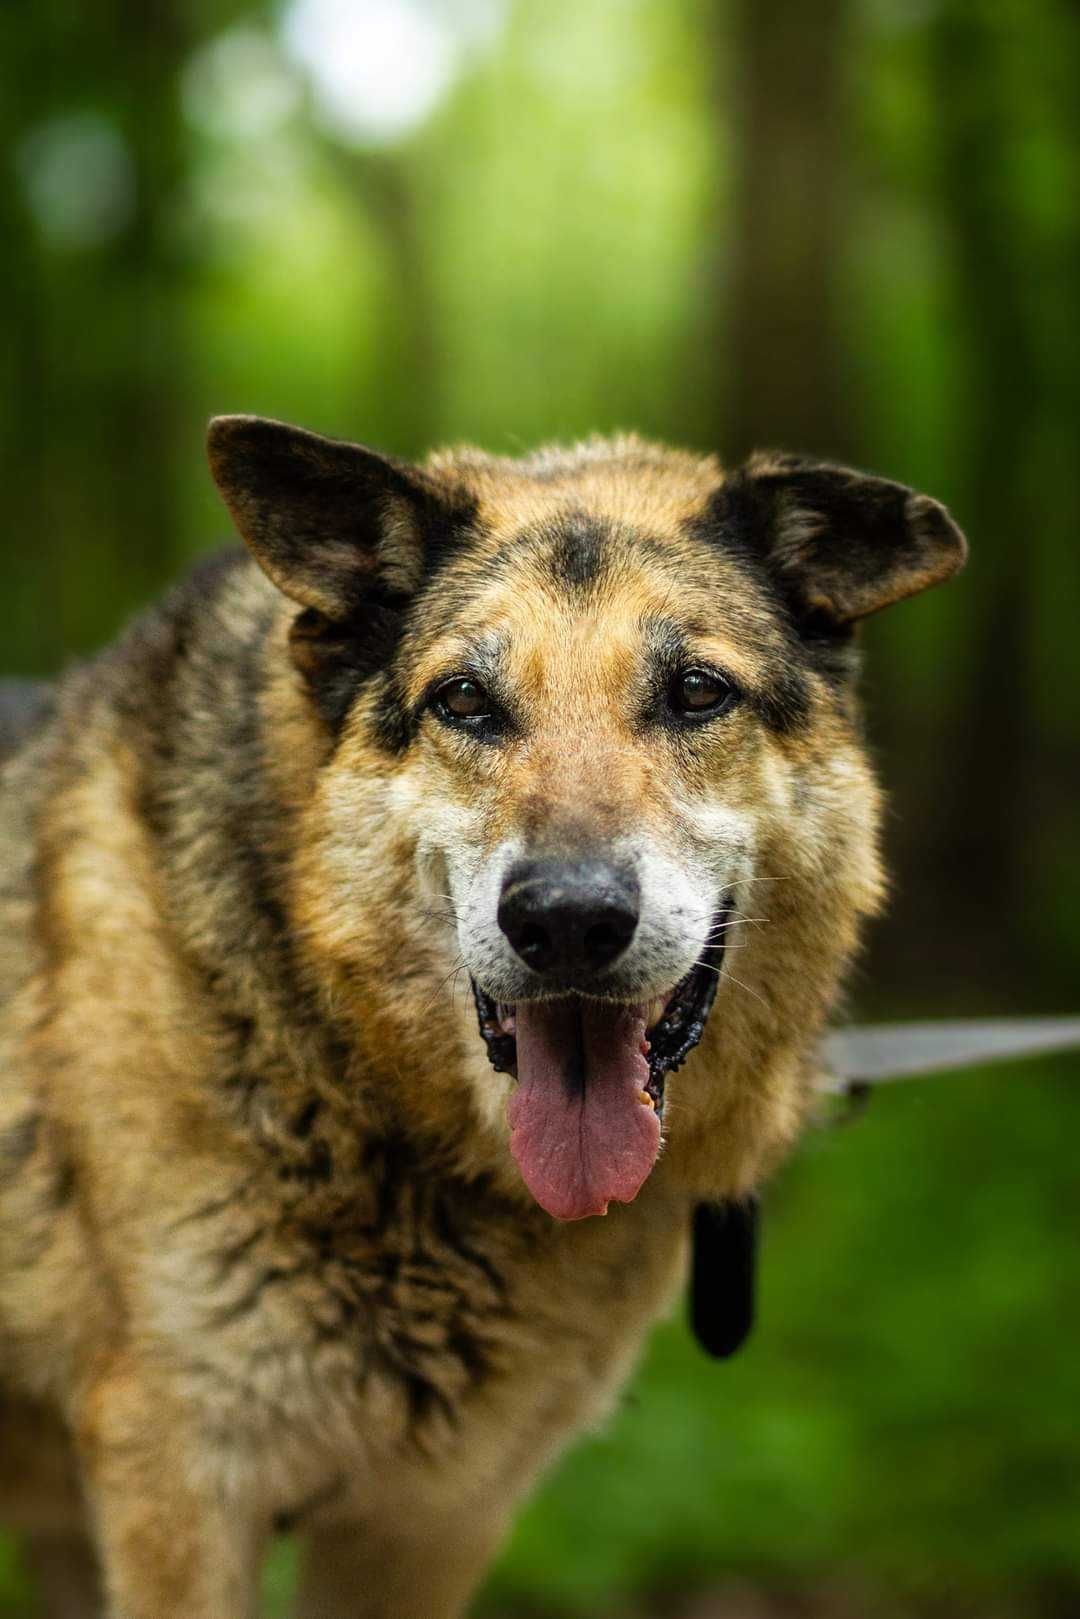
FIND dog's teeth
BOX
[497,1003,516,1036]
[645,997,667,1030]
[638,1089,654,1109]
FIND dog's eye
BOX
[671,668,737,716]
[436,677,491,720]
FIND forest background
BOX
[2,0,1078,1613]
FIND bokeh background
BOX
[2,0,1079,1614]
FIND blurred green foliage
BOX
[2,0,1078,1612]
[476,1059,1080,1615]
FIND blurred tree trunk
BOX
[717,0,854,462]
[925,6,1033,995]
[1,0,192,668]
[893,0,1080,1005]
[0,5,55,672]
[333,148,440,460]
[63,0,191,651]
[104,0,191,600]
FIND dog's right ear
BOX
[207,416,464,619]
[725,453,967,627]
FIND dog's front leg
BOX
[75,1364,263,1619]
[293,1509,510,1619]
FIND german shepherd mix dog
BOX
[0,418,965,1618]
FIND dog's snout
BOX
[497,859,640,978]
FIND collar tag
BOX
[690,1197,758,1359]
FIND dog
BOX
[0,417,965,1617]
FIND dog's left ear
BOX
[726,453,968,625]
[207,415,465,619]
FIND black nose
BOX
[497,859,640,977]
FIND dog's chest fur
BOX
[138,1135,687,1522]
[4,1025,685,1536]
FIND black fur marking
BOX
[210,1262,310,1327]
[290,1096,322,1139]
[210,1226,265,1285]
[430,1195,509,1301]
[271,1474,346,1536]
[690,1197,758,1359]
[167,1180,257,1231]
[362,1134,412,1234]
[221,1069,266,1131]
[413,485,481,589]
[545,511,612,591]
[446,1326,492,1384]
[276,1139,334,1187]
[752,665,814,734]
[372,673,418,754]
[0,1113,40,1173]
[192,1133,515,1442]
[230,617,309,940]
[401,1371,459,1433]
[48,1159,77,1210]
[0,1120,76,1264]
[297,1139,512,1440]
[290,593,413,738]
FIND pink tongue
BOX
[506,1000,661,1221]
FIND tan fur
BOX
[0,429,963,1616]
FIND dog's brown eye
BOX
[672,669,734,714]
[437,677,490,720]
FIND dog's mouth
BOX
[471,918,727,1221]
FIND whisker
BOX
[719,966,769,1009]
[685,901,777,920]
[722,880,799,893]
[448,963,468,1008]
[682,877,794,913]
[693,945,753,973]
[418,954,467,1018]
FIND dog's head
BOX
[209,418,966,1218]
